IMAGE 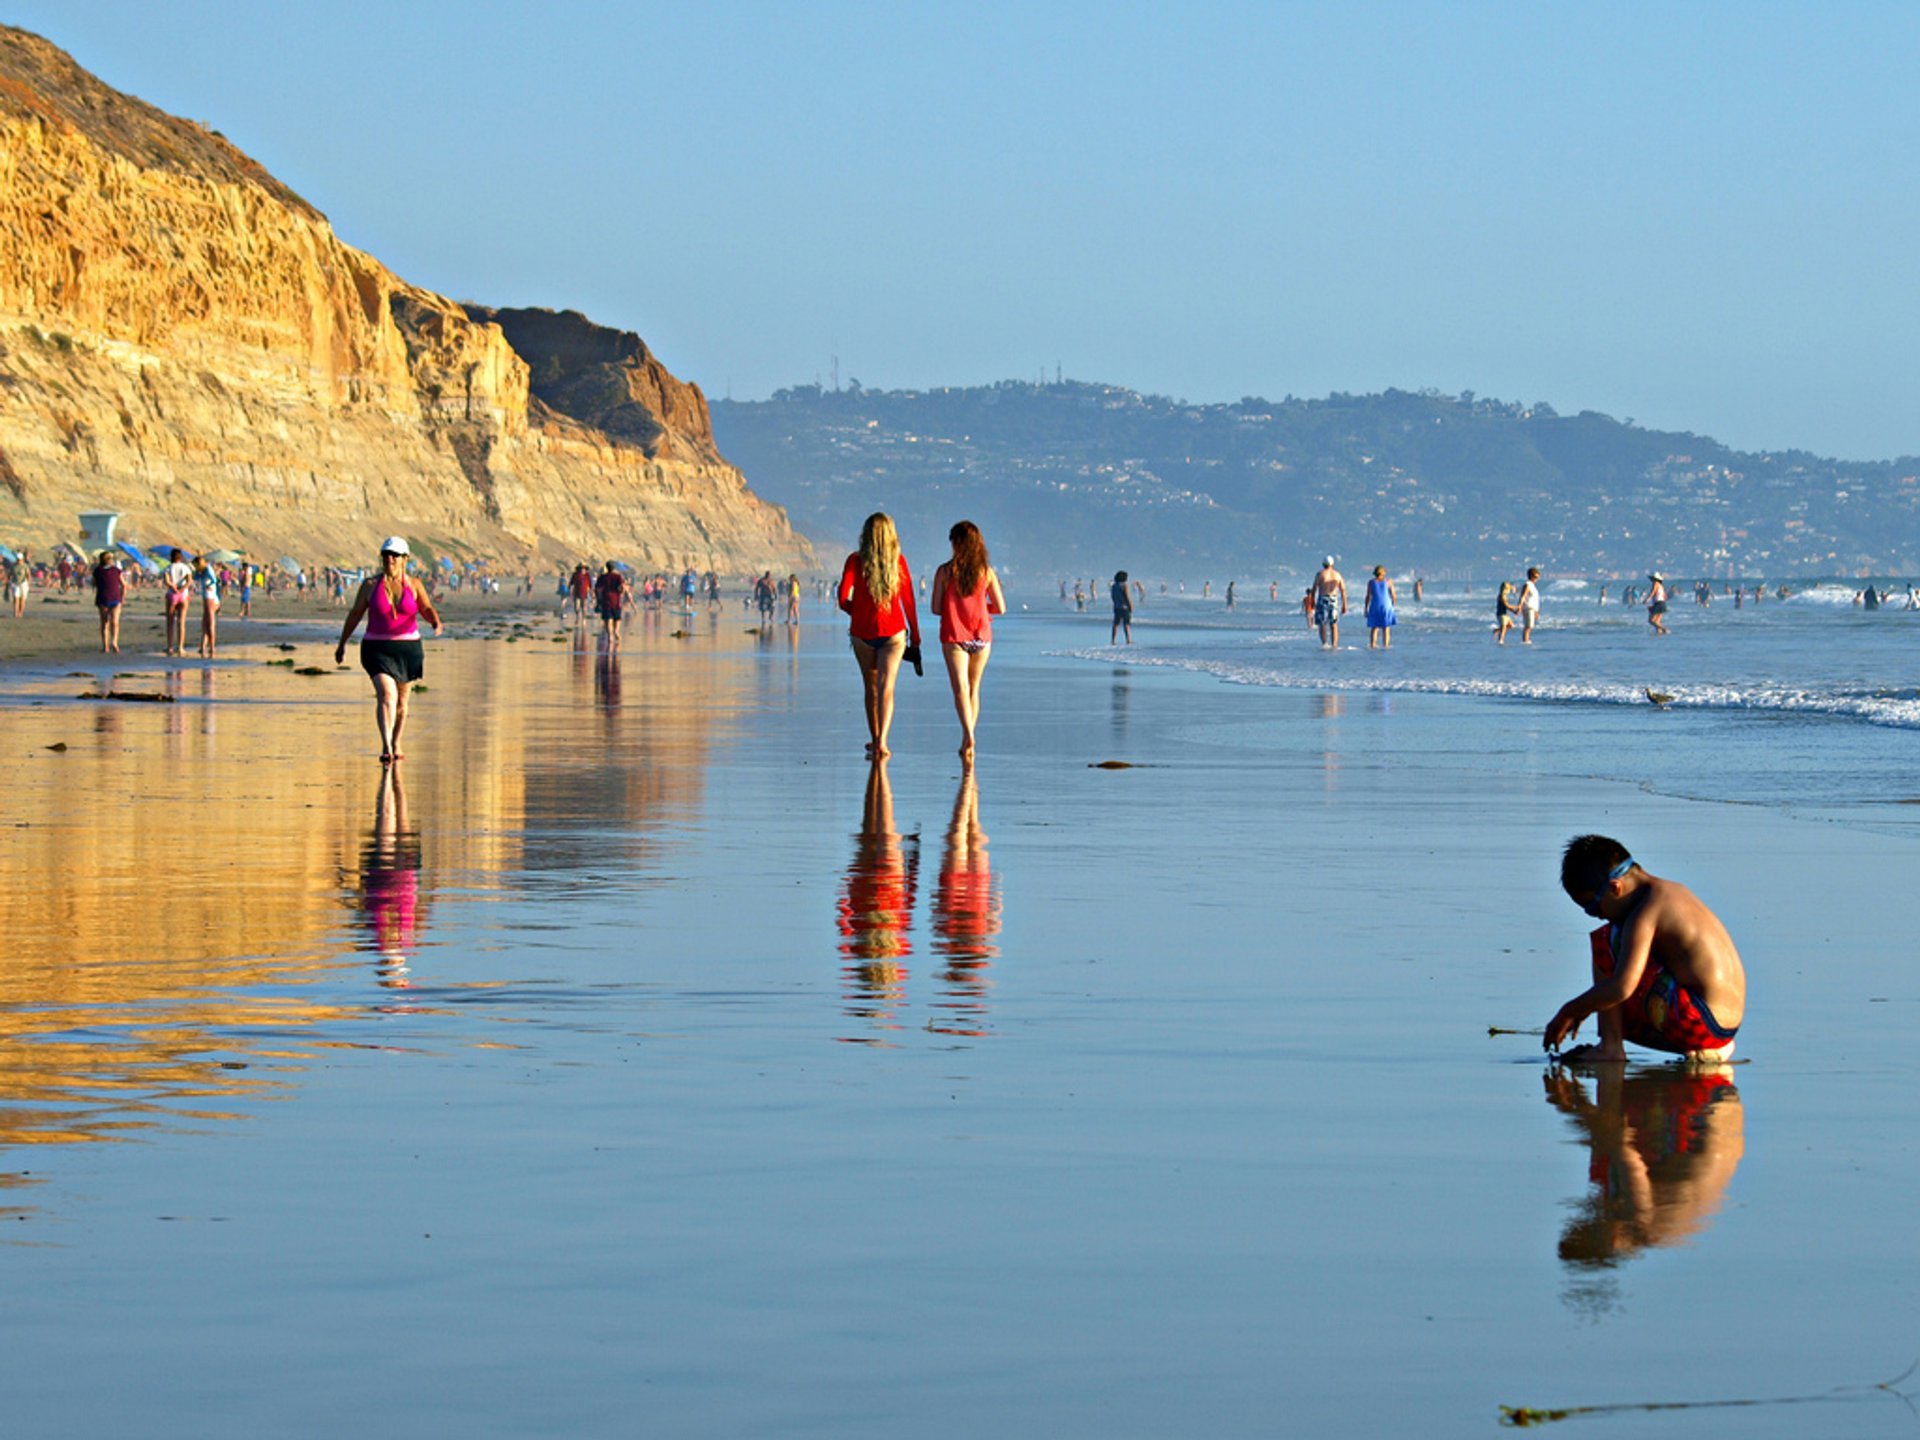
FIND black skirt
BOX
[360,637,425,684]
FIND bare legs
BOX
[852,635,905,757]
[198,601,218,657]
[942,642,991,763]
[370,672,413,762]
[98,605,121,653]
[165,601,186,656]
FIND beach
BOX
[2,596,1917,1437]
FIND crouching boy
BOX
[1546,835,1745,1064]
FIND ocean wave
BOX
[1049,647,1920,729]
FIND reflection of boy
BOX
[1545,1066,1744,1266]
[1546,834,1746,1063]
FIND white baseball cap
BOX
[1323,555,1336,567]
[379,536,410,556]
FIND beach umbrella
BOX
[207,548,243,564]
[277,556,303,576]
[0,542,15,562]
[116,541,158,572]
[438,556,457,570]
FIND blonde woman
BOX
[335,537,442,764]
[837,512,920,758]
[929,520,1005,764]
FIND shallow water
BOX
[2,606,1917,1437]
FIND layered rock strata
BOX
[0,27,810,571]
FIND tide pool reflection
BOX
[835,761,918,1043]
[929,771,1000,1039]
[358,767,425,988]
[1545,1065,1745,1310]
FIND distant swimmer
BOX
[1412,576,1424,603]
[1310,556,1347,649]
[1224,581,1236,611]
[1364,565,1397,649]
[1110,570,1133,645]
[930,520,1006,765]
[1546,835,1745,1065]
[1518,567,1542,644]
[1646,573,1670,635]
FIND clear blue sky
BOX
[14,1,1919,459]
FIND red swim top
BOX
[838,553,920,642]
[365,579,421,641]
[934,564,995,646]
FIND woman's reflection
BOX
[929,770,1000,1038]
[359,766,424,988]
[835,760,917,1042]
[1545,1064,1744,1300]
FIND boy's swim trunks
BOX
[1590,925,1738,1055]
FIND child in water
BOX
[1546,835,1746,1065]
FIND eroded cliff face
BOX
[0,27,811,571]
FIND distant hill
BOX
[713,380,1920,578]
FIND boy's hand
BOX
[1544,1003,1583,1052]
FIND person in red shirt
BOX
[929,520,1005,765]
[837,512,920,759]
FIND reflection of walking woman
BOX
[1365,566,1397,649]
[838,513,920,759]
[930,521,1005,764]
[360,765,422,988]
[334,537,442,765]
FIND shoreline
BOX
[0,587,559,667]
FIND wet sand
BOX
[1,607,1916,1437]
[0,586,559,663]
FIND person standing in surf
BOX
[1364,565,1397,649]
[1646,573,1670,635]
[1311,556,1347,649]
[1518,567,1542,644]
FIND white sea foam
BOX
[1049,647,1920,729]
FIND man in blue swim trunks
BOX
[1310,556,1347,649]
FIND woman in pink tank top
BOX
[334,536,443,765]
[929,520,1006,765]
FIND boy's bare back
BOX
[1612,875,1746,1029]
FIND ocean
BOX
[1,596,1916,1437]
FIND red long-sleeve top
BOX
[838,552,920,644]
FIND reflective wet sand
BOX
[2,609,1917,1437]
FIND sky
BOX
[11,1,1920,460]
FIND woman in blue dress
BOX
[1365,565,1397,649]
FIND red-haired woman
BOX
[929,520,1005,764]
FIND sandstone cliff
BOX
[0,27,812,572]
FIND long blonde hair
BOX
[859,513,900,607]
